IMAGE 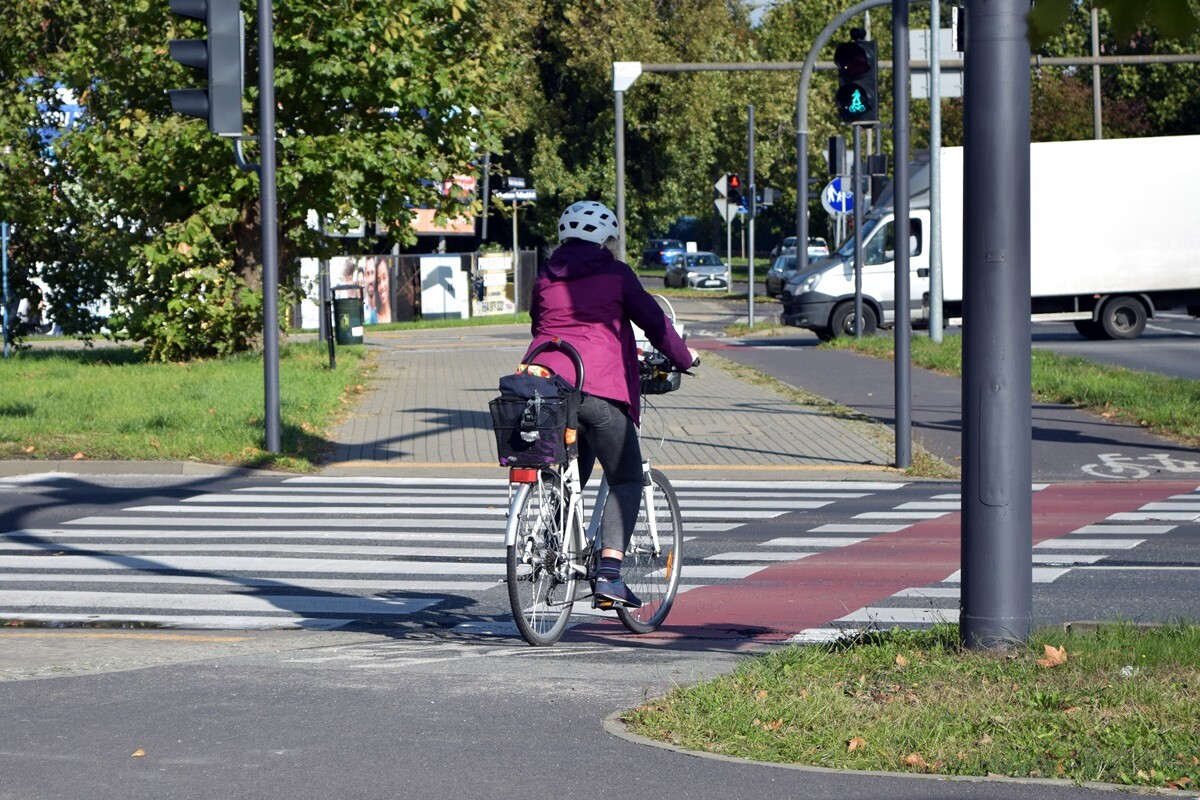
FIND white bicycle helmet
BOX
[557,201,620,244]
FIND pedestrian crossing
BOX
[0,476,904,631]
[4,477,1194,638]
[788,484,1200,643]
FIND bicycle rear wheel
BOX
[506,475,577,646]
[616,468,682,634]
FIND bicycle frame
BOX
[502,457,663,566]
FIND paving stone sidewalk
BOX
[321,323,897,479]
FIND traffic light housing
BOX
[168,0,244,136]
[727,173,743,207]
[833,36,877,124]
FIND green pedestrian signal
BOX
[833,34,877,124]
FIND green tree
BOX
[480,0,762,252]
[0,0,509,359]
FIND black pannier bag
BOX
[489,370,581,467]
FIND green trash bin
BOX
[333,285,365,345]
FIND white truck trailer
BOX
[779,134,1200,339]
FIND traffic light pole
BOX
[258,0,281,453]
[747,106,756,327]
[961,0,1033,650]
[893,0,912,469]
[852,125,864,340]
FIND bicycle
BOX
[502,340,687,647]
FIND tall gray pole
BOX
[852,124,864,339]
[893,0,912,469]
[747,105,756,327]
[614,89,627,262]
[929,0,944,343]
[2,221,9,359]
[259,0,281,453]
[1091,7,1103,140]
[961,0,1033,650]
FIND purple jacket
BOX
[523,240,693,424]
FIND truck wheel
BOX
[1099,296,1147,339]
[1072,320,1106,340]
[830,301,877,338]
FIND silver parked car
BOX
[663,251,730,290]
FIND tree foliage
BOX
[1,0,509,359]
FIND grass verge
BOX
[624,623,1200,790]
[824,334,1200,448]
[703,352,956,479]
[0,342,371,471]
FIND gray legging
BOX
[575,393,643,555]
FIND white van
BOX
[780,135,1200,341]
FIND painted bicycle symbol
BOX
[1081,452,1200,480]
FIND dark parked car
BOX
[663,251,730,290]
[640,238,685,268]
[764,255,800,297]
[770,236,797,260]
[764,253,828,296]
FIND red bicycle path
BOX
[569,481,1197,645]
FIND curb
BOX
[601,710,1184,795]
[0,460,264,477]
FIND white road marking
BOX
[1034,539,1144,550]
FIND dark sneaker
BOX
[593,576,642,609]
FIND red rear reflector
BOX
[509,468,539,484]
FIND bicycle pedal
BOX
[592,598,616,610]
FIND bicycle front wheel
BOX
[506,475,577,646]
[616,468,682,634]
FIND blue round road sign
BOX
[821,177,854,215]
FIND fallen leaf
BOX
[764,719,783,731]
[979,734,992,744]
[903,753,928,768]
[72,452,85,460]
[1036,644,1068,668]
[1063,706,1080,714]
[23,446,35,453]
[1167,777,1192,789]
[754,689,768,700]
[798,688,810,699]
[131,748,146,757]
[848,736,867,752]
[895,654,909,667]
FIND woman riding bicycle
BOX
[523,200,699,609]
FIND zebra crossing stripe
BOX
[1034,539,1144,550]
[806,524,910,534]
[0,574,497,591]
[941,568,1071,583]
[6,529,502,543]
[0,590,440,616]
[0,613,354,630]
[121,504,785,519]
[1071,524,1176,534]
[705,552,818,562]
[854,511,949,520]
[762,537,868,548]
[1140,502,1200,511]
[0,543,507,558]
[835,607,959,624]
[0,555,507,575]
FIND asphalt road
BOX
[1028,311,1200,380]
